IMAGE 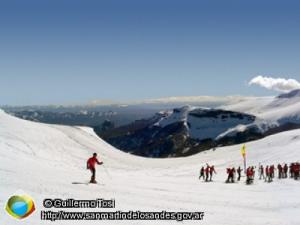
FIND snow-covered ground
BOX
[0,109,300,225]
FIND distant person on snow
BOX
[290,163,295,178]
[205,165,210,182]
[237,166,243,181]
[246,167,255,185]
[270,165,275,179]
[87,153,103,184]
[265,166,270,182]
[226,167,235,183]
[283,164,288,178]
[265,165,274,182]
[294,163,300,180]
[277,164,283,179]
[199,167,205,181]
[259,165,264,180]
[209,165,217,181]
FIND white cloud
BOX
[249,75,300,92]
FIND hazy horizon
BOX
[1,94,277,107]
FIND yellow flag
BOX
[241,144,246,158]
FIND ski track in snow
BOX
[0,110,300,225]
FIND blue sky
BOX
[1,0,300,105]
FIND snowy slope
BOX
[1,109,300,225]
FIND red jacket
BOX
[205,167,210,174]
[227,168,235,176]
[265,167,269,175]
[247,168,254,177]
[295,164,300,173]
[87,156,101,169]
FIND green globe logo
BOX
[5,195,35,219]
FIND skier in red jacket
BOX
[205,165,210,182]
[87,153,103,184]
[226,167,236,183]
[209,165,217,181]
[246,167,254,184]
[265,166,271,182]
[270,165,275,179]
[294,163,300,180]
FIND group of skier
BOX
[259,165,274,182]
[199,164,217,182]
[199,162,300,185]
[258,163,300,182]
[225,166,253,184]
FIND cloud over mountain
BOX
[249,75,300,92]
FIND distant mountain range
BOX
[96,89,300,157]
[1,105,158,127]
[3,90,300,158]
[1,96,263,128]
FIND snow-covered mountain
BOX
[97,106,257,157]
[1,109,300,225]
[156,106,255,140]
[278,89,300,99]
[219,89,300,140]
[222,89,300,121]
[96,90,300,158]
[260,90,300,123]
